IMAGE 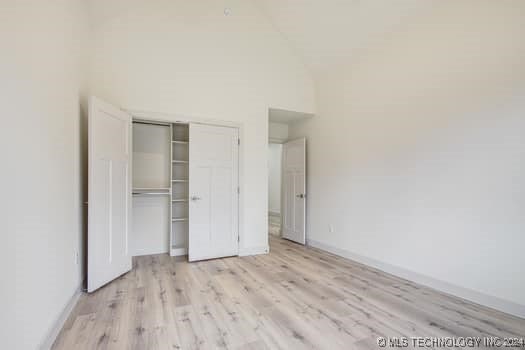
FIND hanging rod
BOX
[133,120,171,127]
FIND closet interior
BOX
[131,120,189,257]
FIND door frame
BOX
[125,109,243,256]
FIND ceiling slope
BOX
[254,0,433,74]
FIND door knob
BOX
[296,193,306,199]
[191,196,201,201]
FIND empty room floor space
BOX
[52,236,525,350]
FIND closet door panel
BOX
[88,96,132,293]
[281,138,306,245]
[190,166,212,251]
[188,124,239,261]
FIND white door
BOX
[88,97,132,292]
[189,124,239,261]
[282,138,306,244]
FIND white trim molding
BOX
[39,288,82,350]
[307,239,525,319]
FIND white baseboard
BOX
[39,287,82,350]
[307,239,525,319]
[170,247,188,256]
[239,245,269,256]
[133,248,170,256]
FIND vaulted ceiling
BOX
[254,0,432,74]
[87,0,433,76]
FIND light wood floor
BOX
[53,236,525,349]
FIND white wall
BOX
[289,1,525,316]
[268,122,289,142]
[0,1,90,348]
[268,144,282,215]
[88,0,315,253]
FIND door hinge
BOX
[238,138,240,145]
[237,186,240,194]
[238,236,240,243]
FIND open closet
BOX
[131,121,190,257]
[88,97,240,292]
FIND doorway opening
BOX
[268,142,282,236]
[267,108,313,244]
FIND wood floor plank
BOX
[52,236,525,350]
